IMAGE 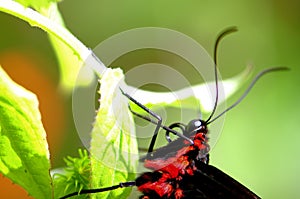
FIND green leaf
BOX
[0,66,52,198]
[90,68,138,199]
[127,65,253,113]
[15,0,61,11]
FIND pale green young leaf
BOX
[15,0,61,11]
[0,0,92,92]
[40,3,84,92]
[90,68,138,199]
[127,65,253,114]
[0,66,52,198]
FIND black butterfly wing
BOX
[178,160,261,199]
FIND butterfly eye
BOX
[185,119,207,136]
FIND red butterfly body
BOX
[136,120,260,199]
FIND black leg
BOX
[129,104,194,145]
[165,123,186,143]
[60,181,136,199]
[128,105,157,126]
[120,89,162,154]
[205,154,210,164]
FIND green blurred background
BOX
[0,0,299,198]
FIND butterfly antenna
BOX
[205,26,238,123]
[207,66,289,124]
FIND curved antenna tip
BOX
[207,66,289,124]
[271,66,290,71]
[217,26,238,39]
[225,26,238,32]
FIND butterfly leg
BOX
[120,88,162,154]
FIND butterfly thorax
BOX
[136,119,210,198]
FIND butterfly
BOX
[60,27,287,199]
